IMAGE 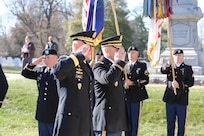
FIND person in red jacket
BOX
[21,36,35,68]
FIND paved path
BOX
[5,73,23,80]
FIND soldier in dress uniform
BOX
[160,49,194,136]
[52,31,95,136]
[0,64,8,108]
[124,46,149,136]
[92,35,129,136]
[21,49,59,136]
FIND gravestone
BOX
[157,0,204,75]
[14,57,21,67]
[6,57,13,65]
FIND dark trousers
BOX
[22,57,32,68]
[38,121,54,136]
[166,103,187,136]
[125,102,141,136]
[94,131,122,136]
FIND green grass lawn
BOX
[0,69,204,135]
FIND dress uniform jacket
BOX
[92,57,129,131]
[21,64,59,123]
[0,65,8,108]
[52,53,94,136]
[161,62,194,105]
[126,61,149,103]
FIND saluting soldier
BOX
[0,64,8,108]
[52,31,95,136]
[92,35,129,136]
[21,49,59,136]
[124,46,149,136]
[161,49,194,136]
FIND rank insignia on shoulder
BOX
[98,61,104,64]
[114,81,118,87]
[76,68,83,71]
[144,70,149,75]
[78,83,82,90]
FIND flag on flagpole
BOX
[82,0,104,46]
[82,0,95,31]
[147,0,164,66]
[145,0,174,66]
[92,0,104,45]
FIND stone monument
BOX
[157,0,204,75]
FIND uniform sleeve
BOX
[161,63,171,74]
[182,65,194,89]
[53,53,85,80]
[21,63,38,80]
[0,65,8,108]
[93,60,126,86]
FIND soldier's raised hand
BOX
[114,47,126,61]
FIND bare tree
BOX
[3,0,73,56]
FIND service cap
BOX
[96,50,103,56]
[70,31,96,46]
[99,35,123,49]
[173,49,183,55]
[43,49,57,56]
[127,46,139,52]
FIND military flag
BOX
[145,0,173,66]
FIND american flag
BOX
[82,0,104,45]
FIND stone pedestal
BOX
[157,0,204,75]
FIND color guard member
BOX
[125,46,149,136]
[161,49,194,136]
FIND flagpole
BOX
[110,0,120,35]
[110,0,129,84]
[166,18,177,95]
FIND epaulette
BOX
[97,61,104,65]
[114,63,124,71]
[69,55,79,67]
[59,55,69,60]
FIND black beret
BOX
[127,46,139,52]
[99,35,123,49]
[43,49,57,56]
[96,50,103,56]
[70,31,96,46]
[173,49,183,55]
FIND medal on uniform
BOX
[114,81,118,87]
[78,83,82,90]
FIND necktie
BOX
[130,64,133,70]
[130,64,133,69]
